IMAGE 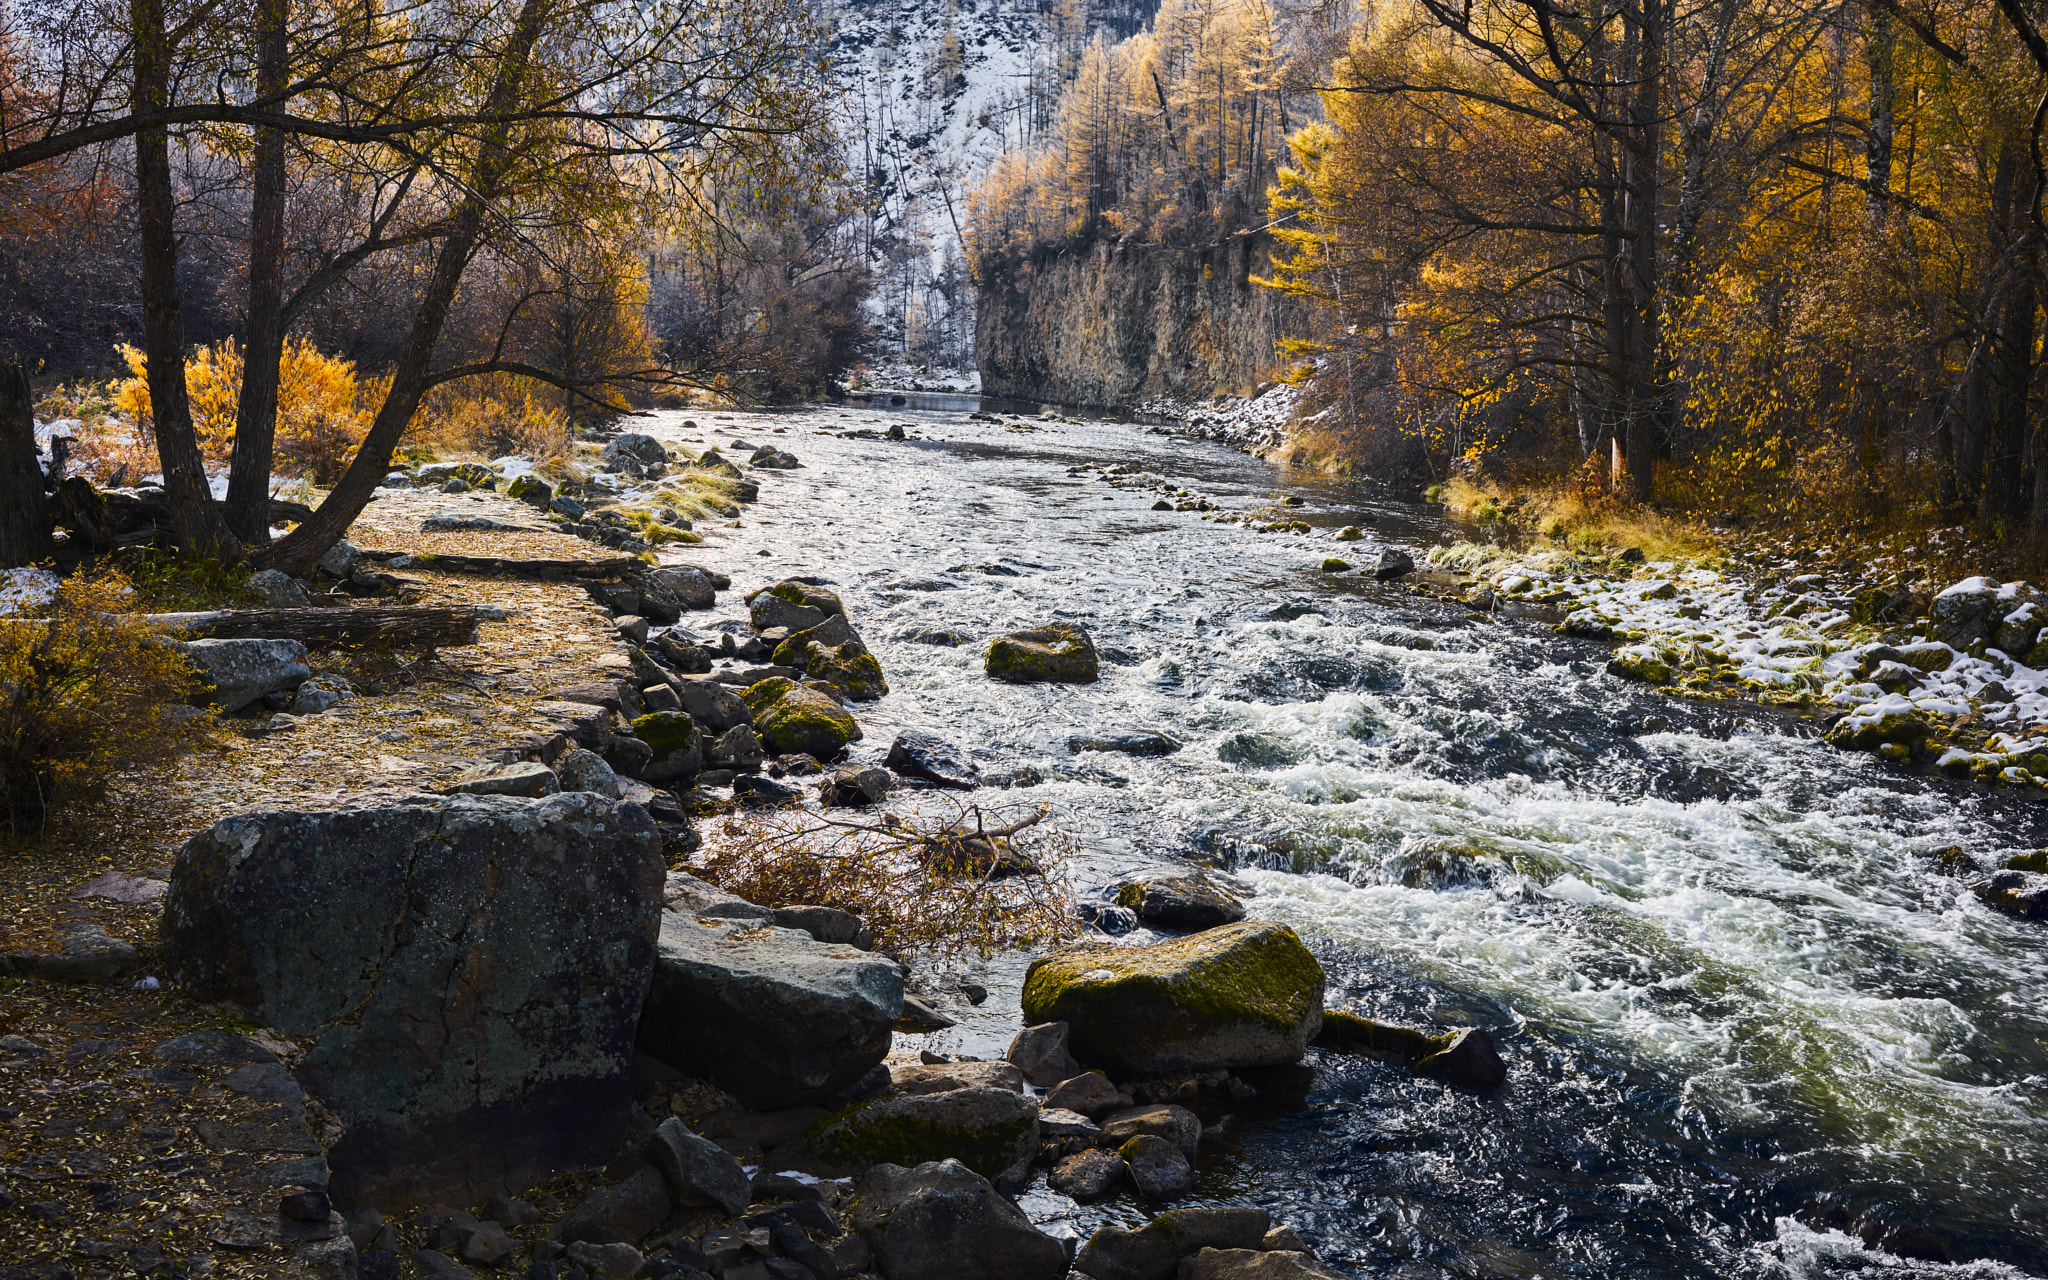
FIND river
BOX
[634,394,2048,1280]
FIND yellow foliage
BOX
[0,571,220,836]
[407,373,571,470]
[115,337,373,484]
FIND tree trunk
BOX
[248,0,553,578]
[225,0,291,546]
[0,364,52,568]
[132,0,242,561]
[1620,0,1665,503]
[147,605,482,648]
[1865,1,1895,228]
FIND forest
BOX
[971,0,2048,559]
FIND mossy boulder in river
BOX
[743,676,862,757]
[986,621,1100,684]
[1020,921,1324,1073]
[1824,699,1933,755]
[631,711,703,783]
[797,1086,1040,1178]
[776,631,890,701]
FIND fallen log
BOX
[358,551,642,578]
[146,605,482,649]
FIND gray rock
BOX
[554,1165,671,1245]
[566,1240,645,1278]
[411,1248,481,1279]
[36,924,140,984]
[446,761,559,797]
[1045,1072,1122,1116]
[1930,579,2002,650]
[635,711,703,783]
[648,566,717,611]
[1373,549,1415,581]
[1049,1149,1124,1202]
[655,632,715,674]
[786,613,858,651]
[421,510,530,532]
[246,568,315,608]
[556,749,622,799]
[888,1060,1025,1095]
[708,724,766,772]
[770,904,874,949]
[1177,1248,1349,1279]
[1416,1027,1507,1087]
[1073,1207,1272,1280]
[381,471,411,488]
[823,764,890,806]
[615,615,650,644]
[601,433,669,468]
[1120,1134,1191,1199]
[1007,1021,1083,1087]
[645,1117,750,1216]
[460,1219,514,1265]
[800,1086,1039,1179]
[1068,732,1179,756]
[661,871,773,922]
[1260,1226,1309,1253]
[884,731,983,789]
[551,495,586,519]
[162,791,665,1207]
[638,914,902,1109]
[315,541,360,578]
[291,676,353,715]
[751,594,830,634]
[1039,1107,1101,1140]
[670,677,752,732]
[177,637,311,713]
[641,682,681,714]
[153,1029,278,1067]
[847,1159,1068,1280]
[1100,1105,1200,1157]
[1111,872,1247,930]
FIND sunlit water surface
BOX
[639,398,2048,1279]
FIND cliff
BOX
[974,230,1307,407]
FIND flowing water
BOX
[641,397,2048,1280]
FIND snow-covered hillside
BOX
[826,0,1155,366]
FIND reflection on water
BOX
[646,402,2048,1279]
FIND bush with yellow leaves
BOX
[115,337,373,484]
[0,571,218,837]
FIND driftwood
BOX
[359,551,641,578]
[148,605,482,649]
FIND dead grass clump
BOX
[1443,472,1718,564]
[696,801,1081,958]
[0,570,221,837]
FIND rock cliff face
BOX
[974,232,1305,407]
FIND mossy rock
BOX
[2007,851,2048,873]
[1610,651,1673,683]
[806,642,890,702]
[757,580,845,617]
[505,473,550,502]
[797,1086,1038,1178]
[1335,526,1364,542]
[986,622,1099,684]
[1824,708,1932,753]
[1321,558,1351,573]
[1020,921,1324,1074]
[743,677,862,758]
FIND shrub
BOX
[406,372,570,468]
[115,337,373,483]
[695,802,1081,958]
[0,570,219,837]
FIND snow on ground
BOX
[0,567,60,616]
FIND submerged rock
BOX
[986,622,1100,684]
[637,914,901,1109]
[162,791,665,1207]
[1021,921,1325,1074]
[846,1159,1069,1280]
[1069,731,1179,756]
[1112,872,1246,929]
[1178,1248,1350,1279]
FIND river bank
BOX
[6,398,2048,1279]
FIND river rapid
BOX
[634,395,2048,1280]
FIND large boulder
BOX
[986,622,1099,684]
[631,711,703,783]
[886,731,981,789]
[600,433,668,469]
[781,635,889,701]
[674,677,753,733]
[177,637,310,712]
[758,579,846,617]
[1112,872,1246,929]
[637,914,901,1109]
[1178,1249,1350,1280]
[647,566,717,610]
[797,1086,1040,1178]
[742,676,861,758]
[1073,1208,1271,1280]
[846,1160,1068,1280]
[162,792,665,1208]
[1021,921,1324,1074]
[1929,577,2002,650]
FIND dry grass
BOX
[1440,474,1720,564]
[695,800,1082,959]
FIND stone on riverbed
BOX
[1072,1206,1272,1280]
[162,791,665,1208]
[1050,1148,1125,1202]
[1007,1021,1083,1087]
[1373,549,1415,581]
[743,676,862,758]
[796,1085,1040,1178]
[176,637,310,713]
[1099,1104,1200,1157]
[986,622,1100,684]
[1021,921,1325,1074]
[1178,1248,1351,1280]
[1112,871,1246,929]
[1069,731,1179,756]
[636,913,901,1109]
[846,1159,1069,1280]
[1119,1133,1191,1199]
[887,731,982,788]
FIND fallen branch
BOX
[357,551,641,578]
[145,605,482,649]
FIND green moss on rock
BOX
[798,1087,1037,1177]
[756,580,845,617]
[1020,920,1324,1073]
[743,677,862,757]
[632,711,701,762]
[986,622,1099,684]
